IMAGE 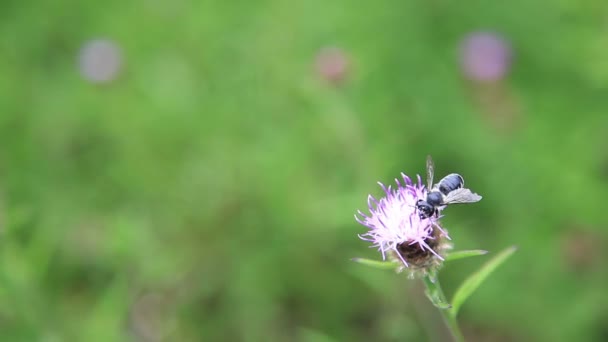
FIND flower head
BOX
[355,173,451,276]
[315,46,350,85]
[459,31,513,83]
[78,38,123,84]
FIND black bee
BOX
[416,156,482,219]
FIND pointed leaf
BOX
[450,246,517,318]
[445,250,488,262]
[351,258,400,270]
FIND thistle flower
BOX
[459,31,512,83]
[355,173,451,277]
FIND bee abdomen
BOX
[438,173,464,195]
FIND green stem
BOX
[440,305,464,342]
[422,275,465,342]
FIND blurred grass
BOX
[0,0,607,341]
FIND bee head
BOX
[416,199,434,219]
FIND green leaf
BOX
[422,273,451,309]
[450,246,517,318]
[351,257,400,270]
[445,250,488,262]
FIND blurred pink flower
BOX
[78,39,123,84]
[315,47,350,84]
[459,32,512,83]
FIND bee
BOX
[416,156,482,219]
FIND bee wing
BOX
[426,155,434,190]
[442,188,482,204]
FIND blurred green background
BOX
[1,0,607,341]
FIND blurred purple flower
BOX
[78,39,123,84]
[356,173,450,274]
[459,32,512,83]
[315,47,350,84]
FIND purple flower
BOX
[356,173,451,274]
[459,31,512,83]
